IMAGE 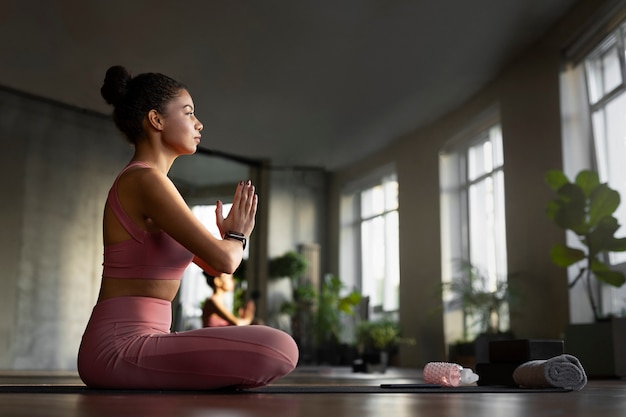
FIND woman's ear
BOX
[147,109,163,131]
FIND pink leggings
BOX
[77,296,299,390]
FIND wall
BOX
[0,88,130,369]
[267,168,327,259]
[329,0,606,368]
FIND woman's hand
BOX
[238,300,256,321]
[216,180,258,239]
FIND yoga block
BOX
[489,339,563,363]
[475,362,520,386]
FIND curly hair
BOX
[100,65,186,144]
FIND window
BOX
[563,20,626,319]
[584,24,626,267]
[340,166,400,317]
[439,123,508,341]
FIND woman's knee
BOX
[253,326,300,368]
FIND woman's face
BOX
[217,274,235,292]
[159,89,203,155]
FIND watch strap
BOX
[223,231,247,250]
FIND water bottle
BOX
[423,362,479,387]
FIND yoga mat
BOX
[0,384,572,394]
[248,385,572,394]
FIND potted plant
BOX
[545,169,626,377]
[269,251,308,280]
[314,274,362,365]
[443,260,515,367]
[279,280,317,362]
[266,251,308,335]
[354,318,400,373]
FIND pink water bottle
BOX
[423,362,478,387]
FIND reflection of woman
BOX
[202,272,255,327]
[77,66,298,390]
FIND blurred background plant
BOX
[545,169,626,321]
[443,260,513,340]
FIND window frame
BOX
[583,22,626,272]
[439,119,509,342]
[339,164,400,318]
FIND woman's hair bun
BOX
[100,65,132,106]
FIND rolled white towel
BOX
[512,354,587,391]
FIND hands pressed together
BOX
[238,300,256,321]
[215,180,258,239]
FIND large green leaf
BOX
[587,216,621,255]
[575,170,600,198]
[588,184,620,227]
[550,244,585,267]
[545,199,560,222]
[553,183,586,232]
[607,236,626,252]
[590,259,626,287]
[545,170,569,192]
[338,291,362,314]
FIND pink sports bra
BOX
[205,314,232,327]
[102,161,194,280]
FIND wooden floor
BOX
[1,367,625,417]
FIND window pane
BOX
[384,210,400,311]
[468,172,507,290]
[592,109,608,176]
[361,185,384,218]
[494,171,508,278]
[384,178,399,211]
[468,138,491,181]
[591,92,626,265]
[469,177,496,289]
[602,44,622,95]
[586,34,620,104]
[361,216,385,307]
[490,125,504,167]
[342,171,400,315]
[586,57,603,104]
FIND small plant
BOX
[280,281,317,315]
[444,260,511,339]
[545,169,626,321]
[356,319,400,352]
[315,274,362,347]
[269,251,307,279]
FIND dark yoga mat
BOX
[248,384,572,394]
[0,384,572,394]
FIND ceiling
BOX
[0,0,580,176]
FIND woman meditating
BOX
[202,272,256,327]
[77,66,298,390]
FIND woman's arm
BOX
[193,257,222,277]
[205,297,253,326]
[128,168,257,274]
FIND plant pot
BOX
[353,351,389,373]
[565,317,626,378]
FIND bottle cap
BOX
[460,368,479,385]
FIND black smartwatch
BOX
[223,231,247,250]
